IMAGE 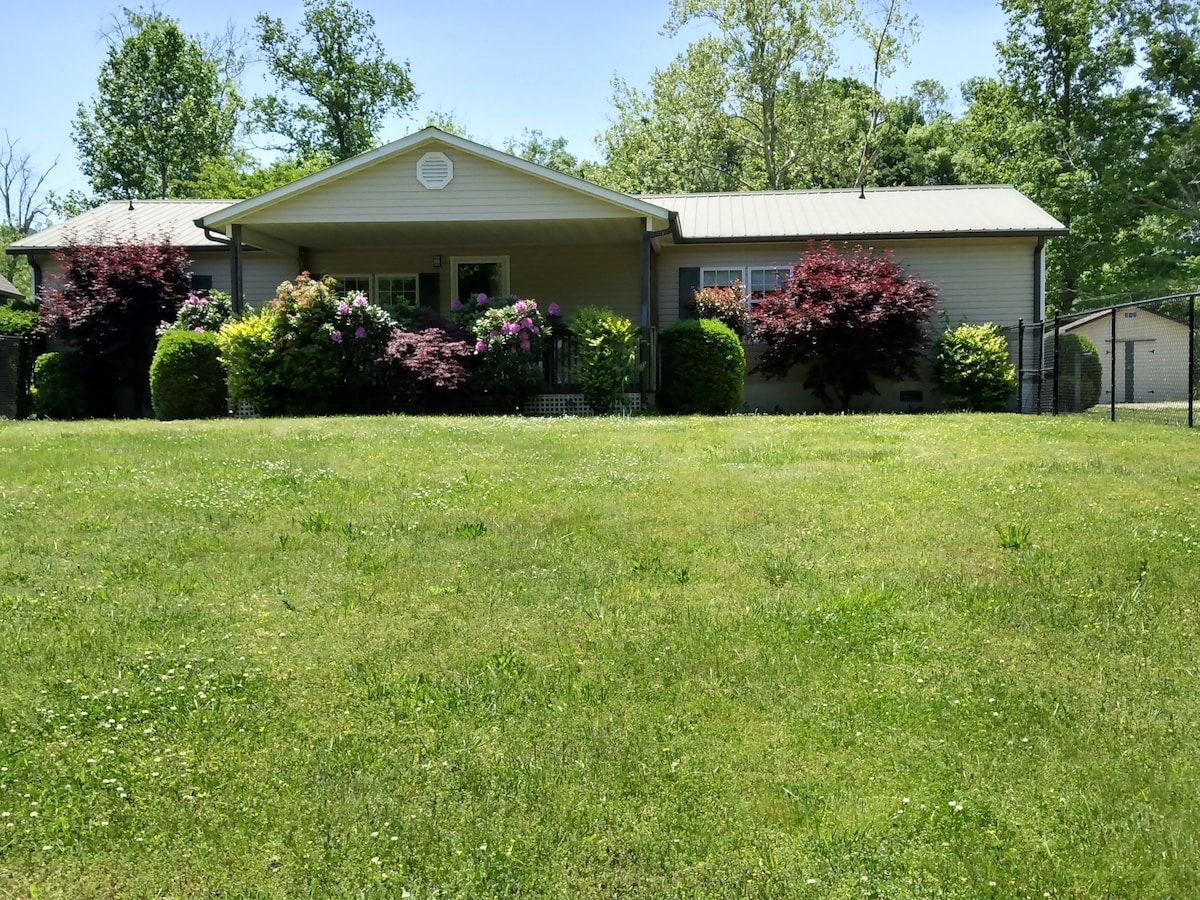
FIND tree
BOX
[750,243,936,410]
[72,9,240,200]
[504,130,601,181]
[253,0,417,162]
[39,241,193,416]
[178,151,331,200]
[1,133,57,300]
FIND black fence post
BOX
[1110,306,1117,423]
[1017,318,1024,414]
[1053,314,1061,417]
[1189,294,1196,429]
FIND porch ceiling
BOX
[241,217,646,251]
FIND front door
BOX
[453,257,508,304]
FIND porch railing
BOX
[542,327,658,394]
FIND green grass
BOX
[0,414,1197,899]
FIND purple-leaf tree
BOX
[40,239,192,415]
[750,242,937,411]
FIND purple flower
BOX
[548,303,561,316]
[331,330,343,344]
[193,326,205,333]
[475,340,487,353]
[476,293,489,306]
[452,299,463,309]
[521,317,533,328]
[530,325,540,335]
[489,330,500,340]
[515,300,528,314]
[352,293,369,308]
[337,301,351,315]
[502,322,519,335]
[354,326,367,340]
[519,336,531,351]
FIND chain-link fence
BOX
[1004,294,1197,427]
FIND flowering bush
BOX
[693,283,751,337]
[172,290,234,334]
[449,294,553,403]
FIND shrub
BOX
[933,322,1017,411]
[39,240,192,416]
[172,289,235,333]
[150,329,227,420]
[378,317,478,413]
[1058,333,1102,412]
[660,318,745,414]
[571,306,642,413]
[31,352,89,420]
[467,296,552,405]
[751,243,936,411]
[0,306,39,338]
[692,283,751,337]
[218,310,281,414]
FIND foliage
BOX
[751,243,936,410]
[217,310,281,414]
[253,0,417,161]
[1057,333,1103,412]
[30,352,88,419]
[177,151,332,200]
[692,283,751,337]
[377,317,478,414]
[171,290,234,334]
[269,273,394,414]
[149,329,227,420]
[504,130,602,182]
[39,241,193,416]
[72,9,239,199]
[932,322,1018,411]
[660,317,745,414]
[0,305,38,337]
[457,295,552,404]
[571,307,642,414]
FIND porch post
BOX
[229,224,245,315]
[640,219,651,330]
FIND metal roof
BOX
[7,200,233,252]
[0,274,22,299]
[643,185,1068,241]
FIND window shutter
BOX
[678,267,700,320]
[418,273,440,311]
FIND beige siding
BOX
[656,237,1040,330]
[310,244,641,320]
[1067,313,1192,403]
[242,146,636,225]
[242,254,303,309]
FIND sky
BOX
[2,0,1009,204]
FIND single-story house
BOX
[8,127,1066,412]
[0,273,22,301]
[1062,306,1193,404]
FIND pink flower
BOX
[451,299,463,309]
[530,325,540,335]
[548,303,560,316]
[522,317,533,328]
[354,326,367,340]
[488,330,500,340]
[337,301,351,315]
[475,340,487,353]
[476,293,489,306]
[519,336,531,351]
[352,293,369,308]
[193,326,205,333]
[502,322,519,335]
[515,300,528,314]
[331,330,343,343]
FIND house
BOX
[1061,306,1194,404]
[7,127,1067,413]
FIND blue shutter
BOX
[678,268,700,320]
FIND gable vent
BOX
[417,151,453,189]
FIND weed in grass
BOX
[995,522,1032,551]
[275,533,295,551]
[300,511,332,533]
[456,520,488,539]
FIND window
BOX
[332,275,371,299]
[700,266,790,308]
[190,274,213,292]
[701,268,742,289]
[452,256,508,304]
[376,274,418,319]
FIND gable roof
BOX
[1063,305,1191,332]
[0,273,22,299]
[7,200,232,252]
[644,185,1068,242]
[200,127,672,231]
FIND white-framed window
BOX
[331,275,372,299]
[376,274,418,319]
[700,266,790,308]
[451,256,509,305]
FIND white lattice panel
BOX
[523,393,643,417]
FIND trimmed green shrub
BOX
[932,322,1017,411]
[660,318,745,414]
[572,306,642,414]
[218,310,281,415]
[1058,333,1102,412]
[150,329,228,420]
[32,352,89,420]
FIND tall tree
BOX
[72,9,240,200]
[1,133,57,300]
[253,0,417,162]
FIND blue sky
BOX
[3,0,1008,201]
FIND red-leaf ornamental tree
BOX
[750,242,937,411]
[39,239,192,416]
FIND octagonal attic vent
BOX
[417,151,453,189]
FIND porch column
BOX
[229,224,244,315]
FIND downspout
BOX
[30,258,42,305]
[640,214,676,329]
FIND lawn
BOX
[0,414,1196,899]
